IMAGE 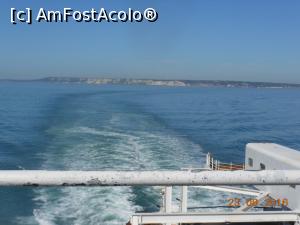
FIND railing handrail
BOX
[206,152,245,171]
[0,170,299,186]
[218,162,244,166]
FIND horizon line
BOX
[1,76,300,86]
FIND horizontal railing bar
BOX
[218,163,243,166]
[192,185,262,196]
[131,211,300,224]
[0,170,299,186]
[218,165,244,169]
[218,166,244,169]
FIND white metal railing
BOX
[206,152,245,170]
[0,170,300,186]
[130,211,300,225]
[161,185,269,215]
[1,170,300,225]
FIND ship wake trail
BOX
[20,106,207,225]
[29,127,143,225]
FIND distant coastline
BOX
[2,77,300,88]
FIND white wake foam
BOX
[27,118,213,225]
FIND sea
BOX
[0,81,300,225]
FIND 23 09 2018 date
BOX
[227,198,288,207]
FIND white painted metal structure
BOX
[0,143,300,225]
[130,211,300,225]
[129,143,300,225]
[246,143,300,210]
[0,170,300,186]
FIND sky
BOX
[0,0,300,83]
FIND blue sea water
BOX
[0,81,300,224]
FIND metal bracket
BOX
[236,192,270,212]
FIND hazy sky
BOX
[1,0,300,83]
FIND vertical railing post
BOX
[164,186,172,225]
[206,153,211,168]
[180,186,188,213]
[214,159,217,170]
[164,186,172,213]
[130,216,139,225]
